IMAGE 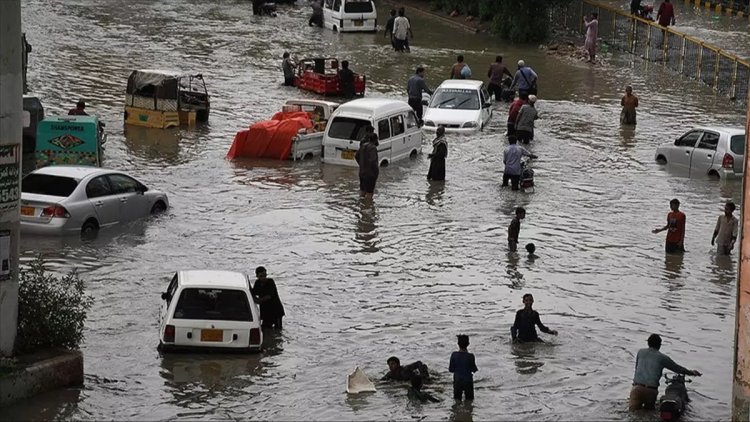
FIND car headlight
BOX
[424,121,435,127]
[462,121,478,128]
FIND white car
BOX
[21,166,168,236]
[158,270,263,353]
[655,126,745,179]
[422,80,493,133]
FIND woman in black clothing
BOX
[427,126,447,181]
[252,266,285,329]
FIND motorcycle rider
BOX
[629,334,701,411]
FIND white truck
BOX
[285,99,339,161]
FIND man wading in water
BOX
[511,293,558,343]
[355,126,380,199]
[652,198,685,254]
[427,126,447,181]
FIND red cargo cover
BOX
[227,111,313,160]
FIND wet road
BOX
[6,0,748,420]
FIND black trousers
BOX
[262,316,283,329]
[408,97,423,123]
[488,82,503,101]
[503,173,520,190]
[283,77,295,86]
[453,379,474,401]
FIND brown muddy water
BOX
[5,0,748,420]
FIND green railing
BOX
[551,0,749,104]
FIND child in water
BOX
[449,334,478,401]
[526,243,539,260]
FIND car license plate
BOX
[341,150,356,160]
[21,206,34,216]
[354,20,364,26]
[200,329,223,342]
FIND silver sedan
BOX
[21,166,169,236]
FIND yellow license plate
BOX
[354,20,364,26]
[21,206,34,216]
[341,150,356,160]
[200,329,223,342]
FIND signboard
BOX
[0,146,20,210]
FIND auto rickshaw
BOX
[35,116,106,169]
[124,69,210,129]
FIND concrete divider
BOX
[0,350,83,407]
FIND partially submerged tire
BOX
[656,155,667,164]
[151,201,167,215]
[81,219,99,239]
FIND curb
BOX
[381,0,483,34]
[0,350,83,407]
[684,0,750,17]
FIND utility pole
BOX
[733,93,750,420]
[0,0,22,357]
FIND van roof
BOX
[437,79,485,90]
[178,270,249,289]
[334,98,411,119]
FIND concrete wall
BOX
[0,0,22,357]
[0,350,83,407]
[733,92,750,421]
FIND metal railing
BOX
[551,0,750,104]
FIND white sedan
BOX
[158,270,263,353]
[422,79,493,133]
[21,166,168,236]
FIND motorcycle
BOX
[520,156,537,193]
[659,374,692,421]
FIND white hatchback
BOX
[158,270,263,353]
[422,80,493,133]
[655,126,745,179]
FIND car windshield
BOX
[327,117,370,141]
[730,134,745,155]
[173,288,253,322]
[429,88,480,110]
[22,174,78,197]
[344,0,373,13]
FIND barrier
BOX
[550,0,750,103]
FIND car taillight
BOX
[250,328,261,344]
[41,205,70,218]
[164,325,175,342]
[660,411,673,421]
[722,153,734,169]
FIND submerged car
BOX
[21,166,169,236]
[158,270,263,353]
[422,79,493,132]
[655,127,745,179]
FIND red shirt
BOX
[665,210,685,244]
[508,99,524,123]
[657,2,674,26]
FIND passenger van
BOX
[321,98,422,167]
[323,0,377,32]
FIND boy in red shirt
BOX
[652,198,685,253]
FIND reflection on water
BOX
[123,125,183,165]
[511,342,546,375]
[449,401,474,422]
[355,203,379,253]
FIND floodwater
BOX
[6,0,748,420]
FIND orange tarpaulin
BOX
[227,111,313,160]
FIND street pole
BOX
[0,0,23,357]
[733,90,750,420]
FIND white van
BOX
[321,98,422,167]
[323,0,377,32]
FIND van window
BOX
[173,288,253,322]
[328,117,370,141]
[390,115,405,137]
[730,134,745,155]
[325,0,333,8]
[405,112,418,129]
[377,119,391,140]
[333,0,341,11]
[344,0,373,13]
[696,132,719,150]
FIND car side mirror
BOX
[161,292,170,301]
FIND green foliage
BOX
[15,256,93,354]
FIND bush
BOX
[15,256,93,354]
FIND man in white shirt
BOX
[393,8,410,52]
[711,201,739,255]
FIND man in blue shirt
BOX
[630,334,701,411]
[502,136,536,191]
[510,60,538,96]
